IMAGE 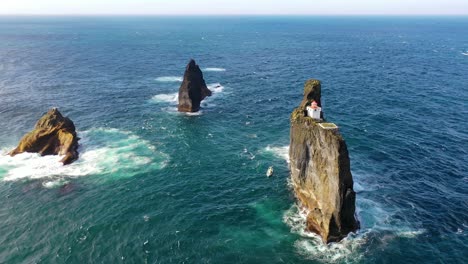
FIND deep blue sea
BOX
[0,16,467,263]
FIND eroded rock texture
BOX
[178,59,212,112]
[9,108,79,165]
[289,79,359,243]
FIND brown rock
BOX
[9,108,79,165]
[178,59,212,112]
[289,79,359,243]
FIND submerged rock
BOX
[289,79,359,243]
[9,108,79,165]
[178,59,212,112]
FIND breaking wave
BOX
[203,67,226,72]
[155,76,183,82]
[0,128,168,185]
[264,145,289,163]
[151,93,178,104]
[283,197,425,263]
[207,83,224,94]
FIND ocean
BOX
[0,16,467,263]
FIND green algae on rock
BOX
[289,79,359,243]
[9,108,79,165]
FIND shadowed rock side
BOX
[289,79,359,243]
[178,59,212,112]
[9,108,79,165]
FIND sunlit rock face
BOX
[289,79,359,243]
[9,108,79,165]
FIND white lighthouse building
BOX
[306,101,322,119]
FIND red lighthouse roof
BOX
[311,101,318,109]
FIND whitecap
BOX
[185,111,203,116]
[264,145,289,163]
[160,106,203,116]
[0,128,168,184]
[203,67,226,72]
[396,229,426,238]
[42,179,69,189]
[151,93,178,104]
[155,76,183,82]
[462,52,468,56]
[207,83,224,94]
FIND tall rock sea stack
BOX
[9,108,79,165]
[289,79,359,243]
[178,59,212,112]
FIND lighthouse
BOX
[306,101,322,119]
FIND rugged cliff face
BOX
[178,59,212,112]
[9,108,79,165]
[289,79,359,243]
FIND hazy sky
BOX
[1,0,467,15]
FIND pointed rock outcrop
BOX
[289,79,359,243]
[178,59,212,112]
[9,108,79,165]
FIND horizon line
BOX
[0,13,467,17]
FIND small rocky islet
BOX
[289,79,360,243]
[177,59,212,113]
[9,108,79,165]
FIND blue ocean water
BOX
[0,16,467,263]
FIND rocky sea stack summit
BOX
[178,59,212,112]
[9,108,79,165]
[289,79,359,243]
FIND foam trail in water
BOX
[0,128,168,185]
[151,93,179,104]
[264,145,289,163]
[155,76,183,82]
[203,67,226,72]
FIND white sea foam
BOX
[151,93,178,104]
[155,76,183,82]
[42,179,69,189]
[283,204,366,263]
[264,145,289,163]
[462,52,468,56]
[207,83,224,94]
[0,128,168,185]
[185,111,203,116]
[283,196,426,263]
[203,67,226,72]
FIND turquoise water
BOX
[0,16,467,263]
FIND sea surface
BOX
[0,16,467,263]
